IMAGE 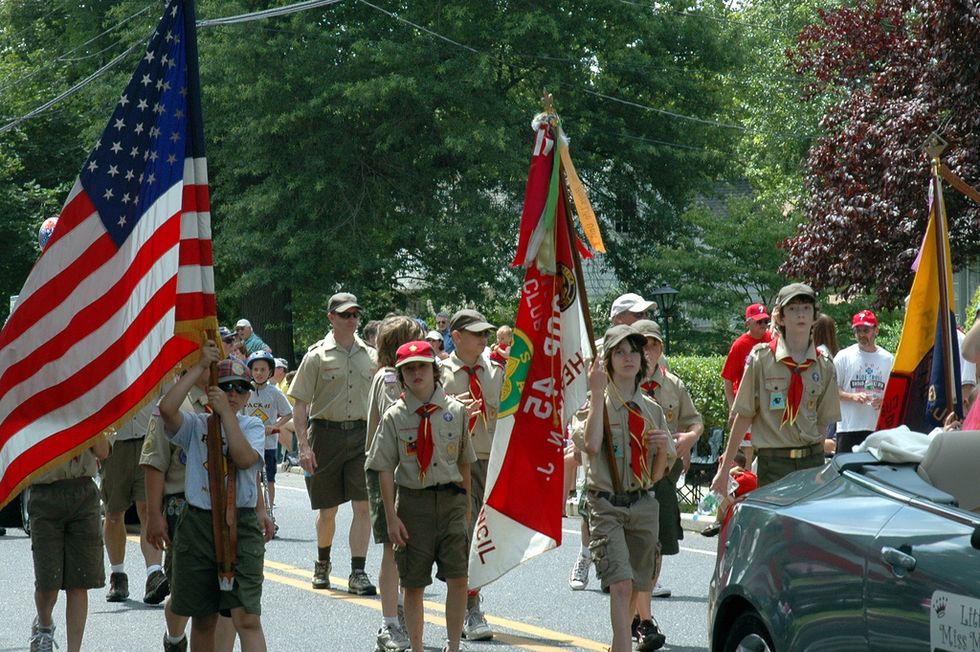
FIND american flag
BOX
[0,0,216,507]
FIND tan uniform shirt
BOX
[365,366,402,453]
[645,365,703,435]
[732,338,841,449]
[440,352,502,459]
[288,331,378,422]
[109,400,155,443]
[584,387,677,493]
[140,386,209,496]
[366,386,477,489]
[32,449,99,485]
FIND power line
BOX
[0,4,155,97]
[197,0,344,27]
[355,0,479,53]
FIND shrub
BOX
[668,355,728,437]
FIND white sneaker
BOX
[375,622,409,652]
[651,582,671,598]
[30,619,58,652]
[568,554,591,590]
[462,606,493,641]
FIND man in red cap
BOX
[720,303,773,468]
[833,310,893,453]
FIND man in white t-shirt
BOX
[834,310,894,453]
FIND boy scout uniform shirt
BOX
[584,388,677,493]
[732,338,841,449]
[32,449,99,485]
[288,331,378,422]
[645,365,703,435]
[365,366,402,453]
[166,411,265,509]
[366,386,477,489]
[141,386,209,496]
[440,352,502,460]
[109,400,155,443]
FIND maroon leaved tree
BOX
[782,0,980,309]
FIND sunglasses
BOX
[218,381,252,394]
[335,311,361,320]
[222,336,236,343]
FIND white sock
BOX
[579,544,590,558]
[383,616,399,627]
[111,564,125,574]
[165,632,185,644]
[146,564,162,575]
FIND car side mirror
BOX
[972,525,980,551]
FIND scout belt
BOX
[755,442,823,460]
[590,489,645,507]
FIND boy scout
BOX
[633,319,703,599]
[367,341,476,652]
[583,325,675,652]
[29,436,110,652]
[159,346,268,652]
[438,308,501,641]
[365,315,424,652]
[712,283,841,493]
[142,374,208,652]
[289,292,379,594]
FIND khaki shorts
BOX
[101,437,146,513]
[170,505,265,617]
[365,468,389,544]
[30,477,105,592]
[305,421,368,510]
[587,491,659,592]
[653,459,684,556]
[394,486,469,588]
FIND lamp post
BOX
[650,284,678,355]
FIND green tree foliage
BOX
[782,0,980,309]
[1,0,748,353]
[653,194,795,353]
[669,354,727,432]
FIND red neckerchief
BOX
[625,401,650,485]
[769,339,815,426]
[640,380,659,397]
[415,403,439,480]
[463,364,485,432]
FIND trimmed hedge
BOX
[668,355,728,440]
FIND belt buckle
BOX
[789,448,804,460]
[340,421,354,431]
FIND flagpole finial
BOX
[924,132,948,160]
[541,89,554,115]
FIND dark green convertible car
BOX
[708,430,980,652]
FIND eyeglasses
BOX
[759,319,771,325]
[218,381,252,394]
[222,336,236,344]
[335,311,361,320]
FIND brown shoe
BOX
[312,560,330,589]
[107,572,129,602]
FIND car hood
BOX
[738,461,840,507]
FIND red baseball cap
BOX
[395,341,435,367]
[852,310,878,328]
[745,303,770,321]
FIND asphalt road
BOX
[0,471,717,651]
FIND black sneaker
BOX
[631,614,641,641]
[700,522,721,538]
[163,633,188,652]
[144,569,170,604]
[106,572,129,602]
[635,619,666,652]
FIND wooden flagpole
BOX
[925,134,959,419]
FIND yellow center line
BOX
[128,537,608,651]
[262,560,608,651]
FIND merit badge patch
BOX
[446,442,457,458]
[811,371,820,382]
[443,412,454,422]
[769,392,786,410]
